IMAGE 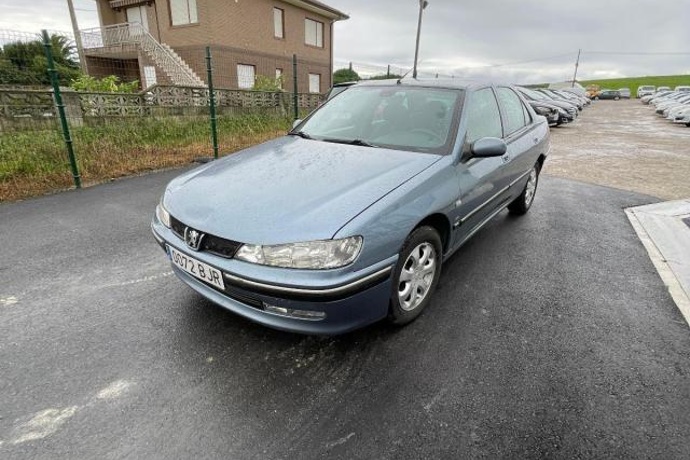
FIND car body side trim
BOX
[459,168,531,225]
[509,168,533,188]
[223,266,393,298]
[448,197,514,260]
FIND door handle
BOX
[533,137,539,144]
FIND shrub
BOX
[252,75,283,92]
[70,75,139,93]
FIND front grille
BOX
[170,215,242,258]
[225,287,264,310]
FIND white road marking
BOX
[1,379,137,446]
[95,380,133,400]
[10,406,79,445]
[326,432,355,448]
[0,296,18,307]
[424,388,448,412]
[107,271,174,288]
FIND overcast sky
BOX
[1,0,688,84]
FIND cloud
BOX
[332,0,690,83]
[1,0,687,85]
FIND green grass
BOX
[0,113,292,202]
[579,74,690,95]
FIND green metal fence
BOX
[0,29,322,202]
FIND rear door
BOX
[495,87,542,190]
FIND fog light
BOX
[263,303,326,320]
[264,304,289,315]
[290,309,327,320]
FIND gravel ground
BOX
[544,99,690,200]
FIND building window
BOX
[237,64,256,89]
[275,68,283,88]
[305,19,323,47]
[274,8,284,38]
[309,73,321,93]
[170,0,198,26]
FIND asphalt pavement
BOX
[1,170,689,459]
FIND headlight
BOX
[235,236,363,269]
[156,199,171,228]
[534,106,555,116]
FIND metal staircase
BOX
[80,23,206,88]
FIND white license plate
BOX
[169,246,225,290]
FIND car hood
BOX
[544,99,578,110]
[525,96,576,111]
[528,101,563,111]
[165,137,442,244]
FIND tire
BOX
[508,163,540,215]
[614,96,620,101]
[388,226,443,326]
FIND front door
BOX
[450,87,509,249]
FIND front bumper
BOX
[151,219,395,335]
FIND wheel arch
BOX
[413,213,452,254]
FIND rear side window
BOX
[496,87,528,135]
[465,88,502,144]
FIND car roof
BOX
[353,78,488,91]
[332,81,358,88]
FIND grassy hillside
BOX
[579,75,690,96]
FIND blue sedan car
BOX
[151,79,550,335]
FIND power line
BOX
[449,51,577,72]
[584,51,690,56]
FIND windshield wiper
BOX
[289,130,313,139]
[322,138,377,147]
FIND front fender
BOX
[334,156,458,270]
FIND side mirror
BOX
[471,137,507,157]
[292,119,303,130]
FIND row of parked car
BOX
[326,81,591,131]
[515,87,589,128]
[637,85,690,98]
[641,88,690,127]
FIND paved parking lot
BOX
[1,104,690,458]
[545,98,690,200]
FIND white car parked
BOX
[637,85,656,98]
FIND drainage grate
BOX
[683,216,690,229]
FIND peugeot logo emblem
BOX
[184,227,205,251]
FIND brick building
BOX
[80,0,348,92]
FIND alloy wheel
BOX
[398,242,437,311]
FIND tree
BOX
[0,34,81,86]
[368,73,402,80]
[333,68,360,85]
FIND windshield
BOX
[518,87,549,101]
[295,86,464,153]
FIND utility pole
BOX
[66,0,88,73]
[412,0,429,79]
[571,49,581,87]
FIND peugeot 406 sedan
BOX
[151,80,550,335]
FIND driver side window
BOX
[465,88,503,144]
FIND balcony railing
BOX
[79,23,204,87]
[80,22,145,50]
